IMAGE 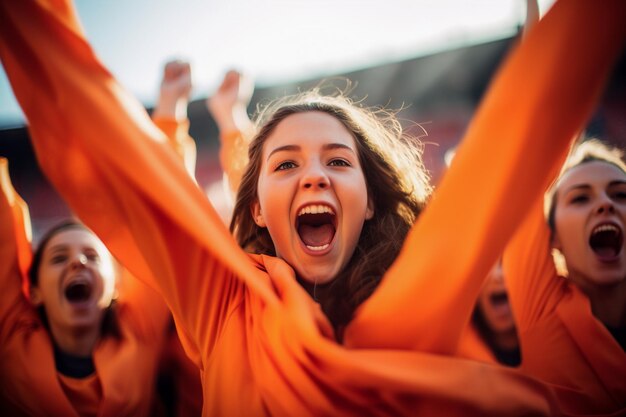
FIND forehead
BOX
[262,111,357,155]
[557,161,626,191]
[45,228,108,253]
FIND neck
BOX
[48,322,101,357]
[577,278,626,328]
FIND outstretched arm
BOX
[0,158,34,341]
[0,0,277,362]
[345,0,626,353]
[523,0,540,39]
[503,195,563,334]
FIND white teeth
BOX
[592,224,621,235]
[298,204,335,216]
[306,243,330,251]
[67,276,89,285]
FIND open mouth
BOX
[296,204,336,252]
[64,281,93,303]
[589,223,623,259]
[488,290,512,317]
[489,291,509,308]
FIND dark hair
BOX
[230,90,431,335]
[29,219,121,339]
[546,139,626,234]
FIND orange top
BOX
[219,129,251,196]
[0,158,171,417]
[153,116,197,178]
[1,0,625,415]
[57,373,101,417]
[504,197,626,414]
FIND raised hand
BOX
[153,60,192,121]
[207,70,254,135]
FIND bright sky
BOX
[0,0,555,128]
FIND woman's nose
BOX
[69,253,88,268]
[301,164,329,190]
[488,262,504,282]
[596,195,616,215]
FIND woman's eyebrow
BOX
[565,180,626,193]
[322,143,356,154]
[46,244,69,256]
[267,145,300,161]
[563,184,591,194]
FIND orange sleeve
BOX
[0,0,278,364]
[503,197,563,334]
[344,0,626,353]
[153,116,197,178]
[0,158,33,339]
[219,129,249,195]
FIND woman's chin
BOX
[297,265,339,286]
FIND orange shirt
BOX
[0,159,171,417]
[504,198,626,414]
[153,116,197,178]
[219,129,251,196]
[1,0,625,415]
[57,373,101,417]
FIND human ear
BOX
[550,231,571,275]
[365,197,374,220]
[251,201,266,227]
[29,286,43,306]
[113,279,120,300]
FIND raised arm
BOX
[503,195,564,334]
[523,0,540,39]
[207,70,255,196]
[152,60,197,178]
[0,0,278,361]
[345,0,626,353]
[0,158,34,341]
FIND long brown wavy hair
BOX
[230,90,431,335]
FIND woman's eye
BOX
[85,252,100,262]
[275,161,297,171]
[570,195,588,204]
[328,159,350,167]
[50,255,67,264]
[611,191,626,201]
